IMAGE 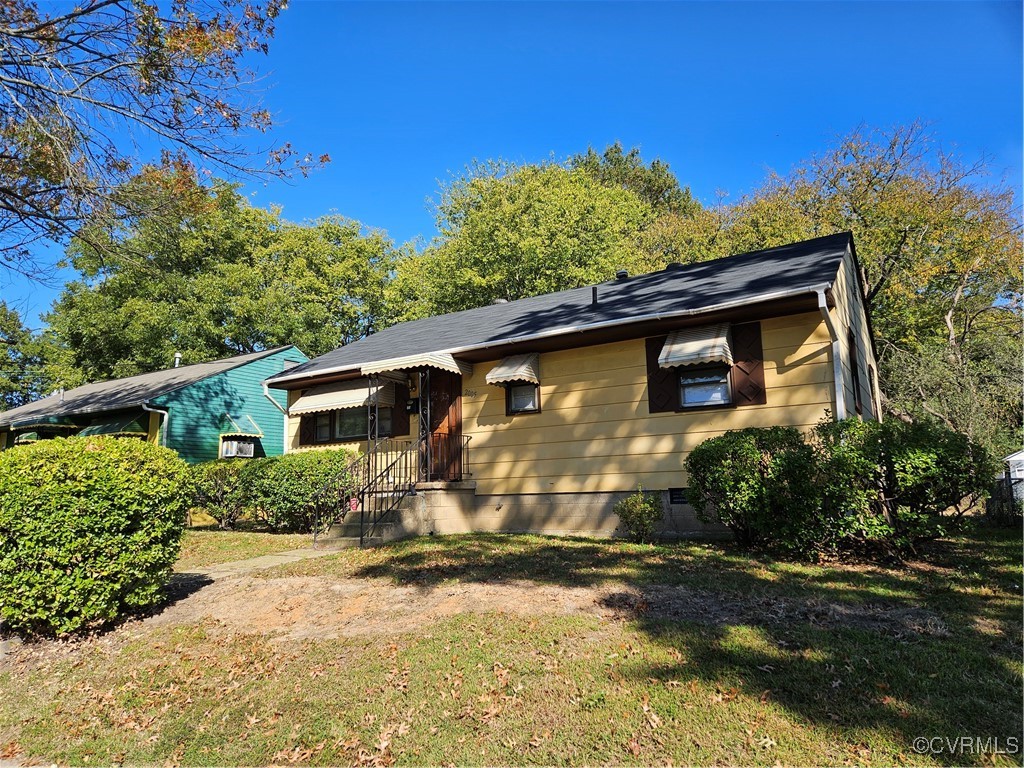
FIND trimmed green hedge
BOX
[189,448,358,532]
[190,459,247,529]
[0,437,189,636]
[685,419,995,556]
[685,426,818,549]
[813,418,995,552]
[242,449,358,531]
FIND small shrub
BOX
[243,449,358,532]
[685,426,819,549]
[0,437,189,636]
[614,486,662,543]
[190,460,247,529]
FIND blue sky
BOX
[5,0,1022,325]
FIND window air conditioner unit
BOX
[222,439,255,458]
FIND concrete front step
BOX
[319,521,394,548]
[326,521,364,538]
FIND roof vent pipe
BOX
[615,270,628,280]
[591,286,598,306]
[173,352,182,368]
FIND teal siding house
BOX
[0,346,308,463]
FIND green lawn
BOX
[1,526,1020,766]
[174,528,311,571]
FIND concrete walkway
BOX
[191,547,336,580]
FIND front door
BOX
[424,369,463,481]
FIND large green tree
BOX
[0,302,42,409]
[570,141,700,216]
[389,162,656,321]
[42,169,397,386]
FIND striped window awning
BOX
[219,413,263,438]
[659,324,733,368]
[485,353,541,386]
[361,352,472,378]
[9,414,80,431]
[289,379,396,416]
[78,413,149,437]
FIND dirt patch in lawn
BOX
[2,574,948,669]
[143,575,607,642]
[133,573,948,643]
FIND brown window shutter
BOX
[298,413,315,446]
[645,336,678,413]
[392,384,411,437]
[731,322,767,406]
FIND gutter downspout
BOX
[141,402,169,447]
[263,382,289,454]
[818,289,847,421]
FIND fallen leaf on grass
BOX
[710,687,739,704]
[272,742,327,764]
[640,694,662,730]
[757,734,777,750]
[0,741,23,759]
[528,731,550,749]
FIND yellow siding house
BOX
[265,233,879,541]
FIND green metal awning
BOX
[219,413,263,438]
[78,414,149,437]
[9,415,81,431]
[14,431,39,444]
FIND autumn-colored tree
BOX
[0,0,321,278]
[646,123,1022,455]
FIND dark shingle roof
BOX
[0,347,293,429]
[270,233,852,384]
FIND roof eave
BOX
[266,283,832,388]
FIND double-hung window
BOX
[679,368,731,408]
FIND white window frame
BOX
[678,367,732,409]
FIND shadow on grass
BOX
[351,528,1021,636]
[349,527,1023,763]
[163,572,215,608]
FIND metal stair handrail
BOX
[309,436,422,546]
[358,437,419,545]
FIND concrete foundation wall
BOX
[392,482,729,541]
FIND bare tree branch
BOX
[0,0,325,278]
